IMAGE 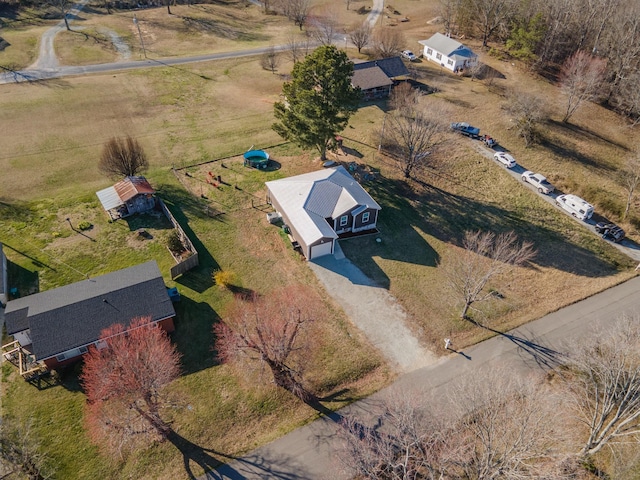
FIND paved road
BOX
[0,0,385,84]
[205,274,640,479]
[469,140,640,263]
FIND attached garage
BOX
[309,241,334,259]
[266,166,381,261]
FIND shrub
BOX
[78,221,92,231]
[213,270,237,288]
[167,230,184,253]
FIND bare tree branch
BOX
[562,314,640,458]
[441,230,536,320]
[214,286,322,404]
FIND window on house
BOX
[362,212,370,223]
[56,353,66,362]
[427,48,433,55]
[447,59,453,65]
[340,215,349,227]
[436,53,442,60]
[79,346,88,354]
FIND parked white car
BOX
[555,194,594,221]
[521,171,555,194]
[401,50,418,61]
[494,152,516,168]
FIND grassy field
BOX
[2,0,640,478]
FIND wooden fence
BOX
[158,199,200,280]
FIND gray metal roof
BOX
[96,186,124,211]
[4,261,175,360]
[266,166,381,246]
[418,33,476,59]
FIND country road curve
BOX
[30,0,92,70]
[0,0,384,84]
[205,274,640,480]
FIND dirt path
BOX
[309,243,437,373]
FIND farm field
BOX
[1,0,640,477]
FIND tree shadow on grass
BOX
[539,133,617,173]
[159,186,221,293]
[173,295,219,375]
[547,119,630,152]
[341,173,627,288]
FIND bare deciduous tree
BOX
[337,394,447,480]
[277,0,311,30]
[446,369,564,479]
[337,371,564,479]
[307,9,340,46]
[349,22,371,53]
[383,83,449,179]
[0,418,53,479]
[46,0,72,30]
[80,317,181,456]
[286,35,311,63]
[562,315,640,458]
[260,46,281,73]
[467,0,517,48]
[619,153,640,221]
[98,136,149,179]
[372,27,405,58]
[504,89,548,147]
[214,285,322,404]
[560,50,607,123]
[438,0,463,37]
[442,230,536,320]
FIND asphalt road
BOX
[0,0,385,85]
[205,274,640,479]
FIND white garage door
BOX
[310,241,333,259]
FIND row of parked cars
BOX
[452,122,627,243]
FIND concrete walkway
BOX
[309,243,436,373]
[207,274,640,480]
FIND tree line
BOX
[438,0,640,125]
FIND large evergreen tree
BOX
[273,45,361,160]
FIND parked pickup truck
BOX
[451,122,480,138]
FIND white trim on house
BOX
[266,166,381,259]
[418,33,478,73]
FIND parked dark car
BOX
[595,222,625,243]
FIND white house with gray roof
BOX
[418,33,478,73]
[266,166,381,260]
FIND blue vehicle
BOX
[451,122,480,138]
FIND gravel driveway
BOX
[309,243,437,373]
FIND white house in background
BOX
[266,166,381,260]
[418,33,478,73]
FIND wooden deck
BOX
[2,340,47,379]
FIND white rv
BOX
[555,194,594,221]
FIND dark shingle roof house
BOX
[351,57,409,100]
[4,261,175,369]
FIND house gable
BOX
[266,166,381,258]
[418,33,478,72]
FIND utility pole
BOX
[133,14,146,58]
